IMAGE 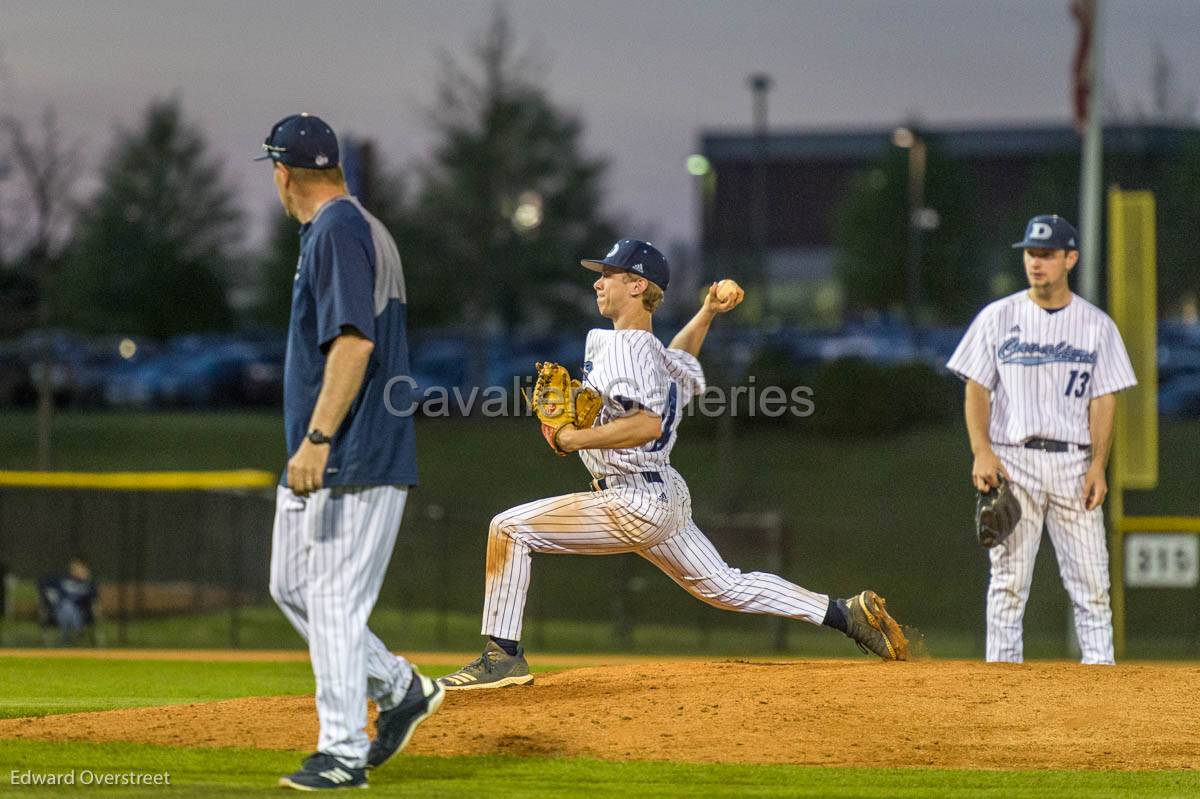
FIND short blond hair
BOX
[623,273,664,313]
[285,164,346,188]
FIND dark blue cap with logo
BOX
[1012,214,1079,251]
[254,113,339,169]
[581,239,670,290]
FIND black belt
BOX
[1023,438,1089,453]
[591,471,663,491]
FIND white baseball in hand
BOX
[711,278,744,310]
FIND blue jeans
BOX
[55,599,86,645]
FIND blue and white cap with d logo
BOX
[580,239,670,290]
[1012,214,1079,251]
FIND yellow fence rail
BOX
[1119,516,1200,535]
[0,470,277,491]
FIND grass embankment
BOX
[2,740,1194,799]
[2,412,1197,659]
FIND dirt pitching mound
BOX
[2,659,1197,770]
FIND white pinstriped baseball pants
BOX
[269,485,414,767]
[989,445,1114,665]
[481,467,829,642]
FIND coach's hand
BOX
[288,440,330,496]
[1082,463,1107,510]
[971,448,1010,492]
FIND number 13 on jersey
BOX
[1065,370,1091,397]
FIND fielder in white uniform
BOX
[440,239,907,690]
[256,114,442,791]
[947,215,1136,665]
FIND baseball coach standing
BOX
[256,114,442,791]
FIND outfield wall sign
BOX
[1125,533,1199,588]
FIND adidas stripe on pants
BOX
[481,468,829,641]
[269,485,414,767]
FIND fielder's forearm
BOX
[668,308,717,358]
[964,380,995,456]
[1088,392,1117,469]
[307,330,375,437]
[557,410,662,452]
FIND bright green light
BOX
[686,154,711,176]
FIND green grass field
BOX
[1,413,1198,796]
[4,740,1195,798]
[3,411,1197,515]
[0,656,1196,798]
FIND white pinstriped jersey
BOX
[470,327,831,654]
[947,291,1136,446]
[578,329,706,477]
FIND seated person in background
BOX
[38,558,98,646]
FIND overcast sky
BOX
[2,0,1198,249]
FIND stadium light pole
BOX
[1076,0,1104,306]
[893,126,929,326]
[0,158,9,264]
[748,73,772,319]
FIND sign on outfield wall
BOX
[1125,534,1199,588]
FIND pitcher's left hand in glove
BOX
[524,362,603,456]
[976,476,1022,548]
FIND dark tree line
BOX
[1,9,617,341]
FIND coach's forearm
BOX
[668,308,717,358]
[556,411,662,452]
[308,330,375,436]
[1088,393,1117,469]
[964,380,994,455]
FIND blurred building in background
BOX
[699,123,1200,324]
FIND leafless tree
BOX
[1,106,81,468]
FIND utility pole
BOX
[748,73,772,318]
[1076,0,1104,305]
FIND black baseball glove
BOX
[976,477,1022,548]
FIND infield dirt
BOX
[1,658,1197,770]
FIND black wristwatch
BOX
[306,429,332,446]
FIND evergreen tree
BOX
[404,7,618,333]
[833,140,984,324]
[253,210,300,332]
[58,98,241,336]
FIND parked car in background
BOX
[0,344,34,406]
[240,338,286,406]
[71,337,159,408]
[104,350,187,408]
[1159,374,1200,419]
[158,342,262,407]
[5,320,1200,415]
[19,329,88,405]
[105,334,247,409]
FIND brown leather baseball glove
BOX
[523,362,603,456]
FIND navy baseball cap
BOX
[581,239,670,291]
[254,113,339,169]
[1012,214,1079,251]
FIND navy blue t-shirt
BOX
[283,197,418,487]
